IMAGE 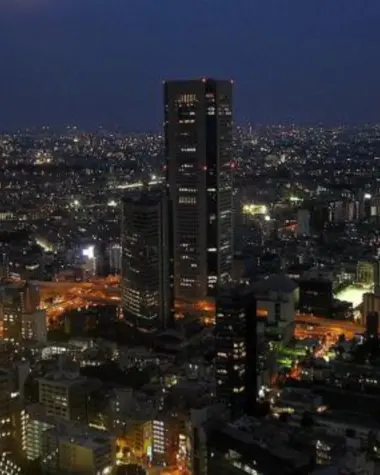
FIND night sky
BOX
[0,0,379,130]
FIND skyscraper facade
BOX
[164,78,234,310]
[215,285,257,417]
[121,191,172,333]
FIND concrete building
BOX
[362,290,380,326]
[207,416,314,475]
[38,370,89,422]
[296,209,310,237]
[0,281,40,343]
[164,78,234,314]
[253,274,298,344]
[23,404,55,461]
[185,405,228,475]
[44,431,115,475]
[22,309,47,343]
[28,413,116,475]
[108,388,156,441]
[357,260,379,287]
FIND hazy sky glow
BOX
[0,0,380,130]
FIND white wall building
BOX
[253,275,298,344]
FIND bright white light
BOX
[151,174,157,181]
[82,245,95,259]
[107,200,117,207]
[335,285,373,308]
[264,215,271,221]
[73,200,79,206]
[364,193,372,200]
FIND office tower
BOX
[0,252,9,280]
[0,281,40,342]
[164,78,234,313]
[296,209,310,237]
[0,370,12,453]
[121,191,172,333]
[108,243,122,275]
[215,285,257,417]
[96,241,108,277]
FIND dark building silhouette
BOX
[366,311,379,338]
[164,78,234,314]
[299,274,333,318]
[0,252,9,280]
[121,191,172,334]
[215,285,257,417]
[207,421,314,475]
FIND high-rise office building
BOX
[0,281,40,343]
[121,191,172,333]
[0,252,9,280]
[0,370,13,453]
[108,243,122,275]
[215,285,257,417]
[164,78,234,312]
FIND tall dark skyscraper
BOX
[164,78,234,313]
[121,192,172,334]
[215,285,257,417]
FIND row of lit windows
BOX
[178,197,196,204]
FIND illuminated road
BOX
[40,276,121,324]
[40,277,366,340]
[274,314,364,385]
[295,312,364,340]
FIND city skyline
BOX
[0,1,380,129]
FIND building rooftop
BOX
[123,190,163,207]
[38,370,87,386]
[280,387,322,406]
[316,410,380,431]
[253,274,298,294]
[210,416,313,473]
[58,431,114,450]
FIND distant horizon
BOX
[1,121,380,135]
